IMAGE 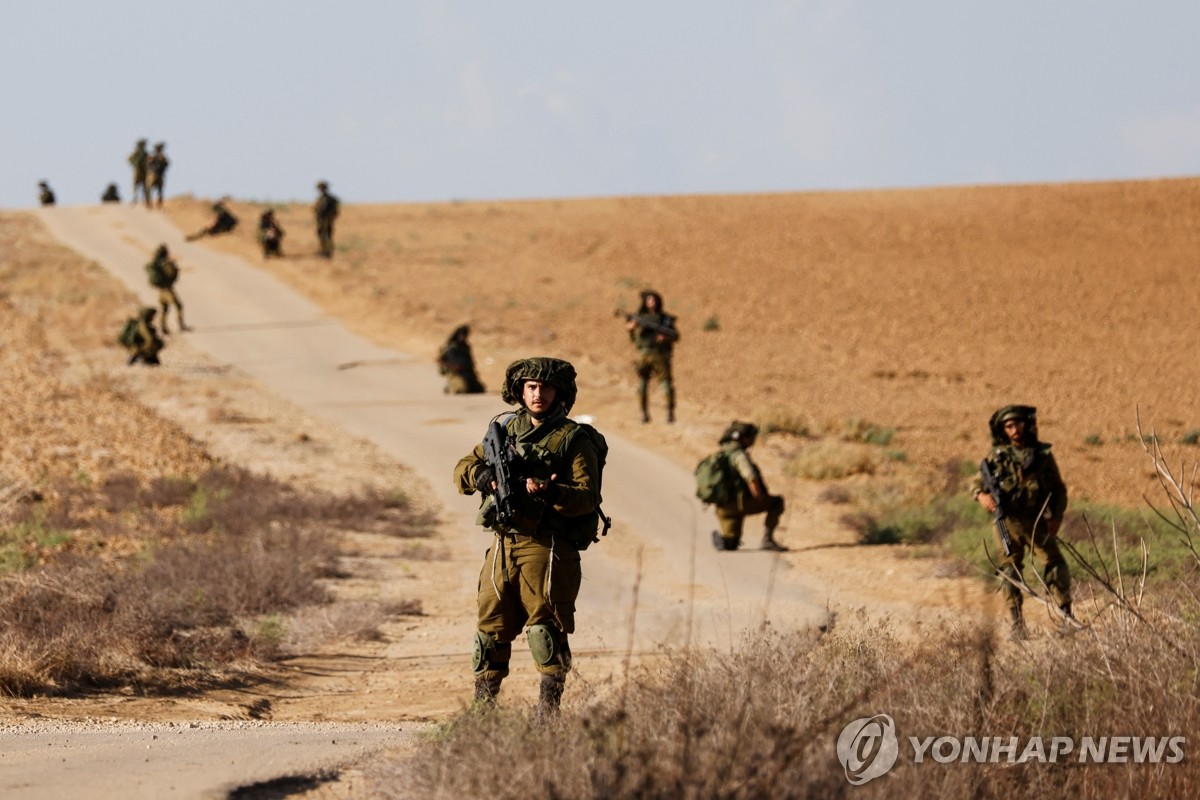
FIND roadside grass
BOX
[0,465,433,696]
[373,444,1200,798]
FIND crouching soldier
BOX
[437,325,486,394]
[118,307,164,366]
[453,357,606,716]
[703,421,786,552]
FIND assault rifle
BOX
[614,309,679,340]
[481,420,520,528]
[979,459,1016,557]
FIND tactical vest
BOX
[481,414,609,549]
[987,443,1056,517]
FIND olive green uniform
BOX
[129,141,149,205]
[145,249,186,334]
[146,145,169,208]
[314,186,339,258]
[454,407,600,690]
[629,311,678,422]
[121,309,164,366]
[971,441,1071,613]
[438,337,485,394]
[714,442,785,550]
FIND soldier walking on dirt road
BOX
[145,244,189,334]
[970,404,1074,639]
[623,289,679,423]
[129,139,150,206]
[453,357,606,716]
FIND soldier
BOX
[144,244,188,334]
[257,209,285,258]
[437,325,486,394]
[624,290,679,423]
[708,421,787,552]
[313,180,340,258]
[453,357,605,715]
[146,142,170,208]
[101,183,121,203]
[37,181,56,207]
[185,200,239,241]
[118,307,164,366]
[971,405,1073,638]
[128,139,150,205]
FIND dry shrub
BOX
[371,608,1200,799]
[786,440,877,480]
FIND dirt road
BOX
[6,204,886,798]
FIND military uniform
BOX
[258,210,285,258]
[627,290,679,423]
[145,244,187,334]
[129,140,149,205]
[437,325,485,394]
[121,307,164,366]
[453,358,603,713]
[186,202,239,241]
[314,181,340,258]
[101,183,121,203]
[146,143,169,208]
[37,182,56,207]
[710,421,786,551]
[970,405,1072,634]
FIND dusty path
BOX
[8,204,916,798]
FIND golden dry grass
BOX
[167,178,1200,508]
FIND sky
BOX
[3,1,1200,209]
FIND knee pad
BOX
[527,623,560,667]
[472,631,509,675]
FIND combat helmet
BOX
[316,180,329,191]
[154,244,168,257]
[988,405,1039,445]
[719,420,759,444]
[139,306,157,320]
[501,357,577,414]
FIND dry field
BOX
[170,178,1200,508]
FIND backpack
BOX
[558,422,611,550]
[118,318,141,348]
[147,258,177,288]
[695,449,738,506]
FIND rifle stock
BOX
[980,459,1016,557]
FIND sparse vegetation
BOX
[786,440,877,480]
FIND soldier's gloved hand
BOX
[474,465,497,495]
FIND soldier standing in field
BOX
[706,421,787,552]
[453,358,606,715]
[625,290,679,423]
[314,181,340,258]
[129,139,150,205]
[437,325,486,394]
[145,244,188,334]
[970,405,1074,639]
[146,142,170,208]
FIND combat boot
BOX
[472,676,503,710]
[760,528,787,552]
[1009,606,1027,641]
[534,674,564,721]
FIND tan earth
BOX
[2,177,1199,797]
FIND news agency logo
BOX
[836,713,1188,785]
[836,714,900,785]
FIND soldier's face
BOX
[522,380,557,416]
[1003,419,1026,444]
[644,295,660,312]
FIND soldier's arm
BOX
[453,442,488,495]
[543,436,599,517]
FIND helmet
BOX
[719,420,759,444]
[988,405,1038,445]
[501,357,577,413]
[154,141,165,149]
[639,289,664,310]
[450,324,470,341]
[316,181,329,191]
[154,244,168,257]
[140,306,157,320]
